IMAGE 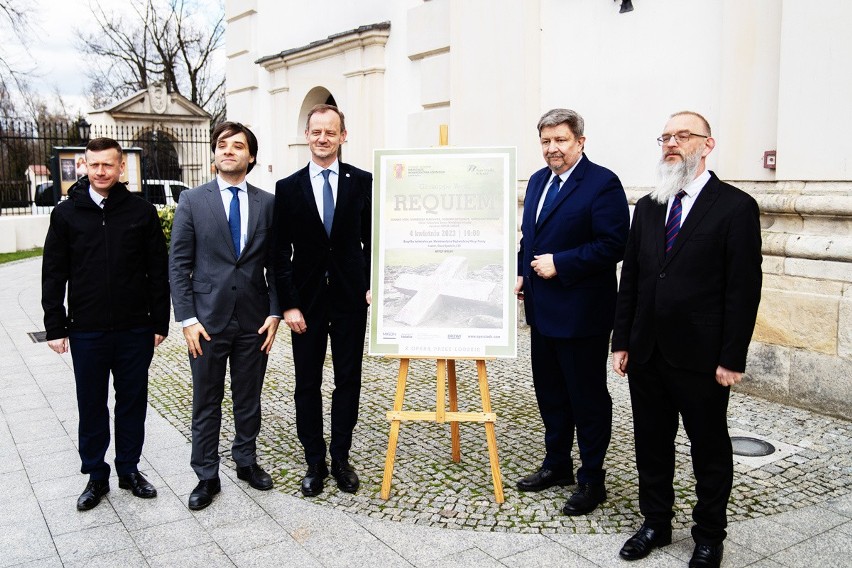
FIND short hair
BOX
[86,137,123,157]
[211,121,258,173]
[537,108,584,139]
[670,110,712,136]
[305,104,346,133]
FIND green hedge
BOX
[158,206,176,250]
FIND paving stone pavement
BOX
[1,256,850,567]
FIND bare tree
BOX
[78,0,225,125]
[0,0,33,119]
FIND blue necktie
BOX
[321,169,334,236]
[228,186,241,258]
[537,175,561,224]
[665,190,686,256]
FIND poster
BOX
[370,147,517,358]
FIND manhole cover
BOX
[28,331,48,343]
[731,436,775,457]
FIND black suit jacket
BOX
[274,162,372,316]
[611,172,762,373]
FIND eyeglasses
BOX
[657,131,709,145]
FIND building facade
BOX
[224,0,852,419]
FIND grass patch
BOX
[0,248,42,264]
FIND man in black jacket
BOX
[42,137,170,511]
[611,112,762,568]
[274,104,371,496]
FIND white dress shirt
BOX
[665,169,711,226]
[536,156,583,221]
[308,159,339,223]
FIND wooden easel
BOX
[379,356,504,503]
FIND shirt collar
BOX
[682,169,711,198]
[309,159,340,179]
[549,155,583,185]
[88,187,107,207]
[216,176,248,192]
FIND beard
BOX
[650,149,703,204]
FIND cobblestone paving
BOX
[148,321,852,535]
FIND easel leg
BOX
[381,358,410,499]
[477,359,504,503]
[448,359,460,462]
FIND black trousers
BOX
[189,316,268,480]
[69,327,154,480]
[292,285,367,465]
[530,328,611,484]
[627,347,733,545]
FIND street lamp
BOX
[77,118,91,143]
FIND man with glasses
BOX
[515,108,629,516]
[611,111,762,568]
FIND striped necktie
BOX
[664,190,686,256]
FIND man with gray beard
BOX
[611,111,762,568]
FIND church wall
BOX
[226,0,852,419]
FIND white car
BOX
[140,179,191,205]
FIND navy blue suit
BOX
[518,155,629,483]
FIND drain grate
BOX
[732,436,776,457]
[28,331,48,343]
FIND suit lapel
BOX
[333,164,356,238]
[299,167,326,237]
[243,184,262,253]
[203,181,237,258]
[652,201,668,266]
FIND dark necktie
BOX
[664,190,686,256]
[537,175,561,224]
[228,186,241,258]
[321,169,334,236]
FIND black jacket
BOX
[42,177,170,339]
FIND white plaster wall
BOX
[228,0,851,187]
[776,0,852,181]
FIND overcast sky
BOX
[7,0,223,116]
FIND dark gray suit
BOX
[170,179,279,480]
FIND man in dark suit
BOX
[170,122,280,510]
[42,137,170,510]
[612,111,762,568]
[274,104,371,496]
[515,108,629,515]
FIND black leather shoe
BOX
[331,459,359,493]
[619,524,673,561]
[236,463,273,491]
[689,543,723,568]
[188,478,221,510]
[301,462,329,497]
[516,467,575,492]
[118,471,157,498]
[562,482,607,516]
[77,479,110,511]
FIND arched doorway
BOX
[132,129,181,181]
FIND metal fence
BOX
[0,120,211,216]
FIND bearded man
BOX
[611,111,762,568]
